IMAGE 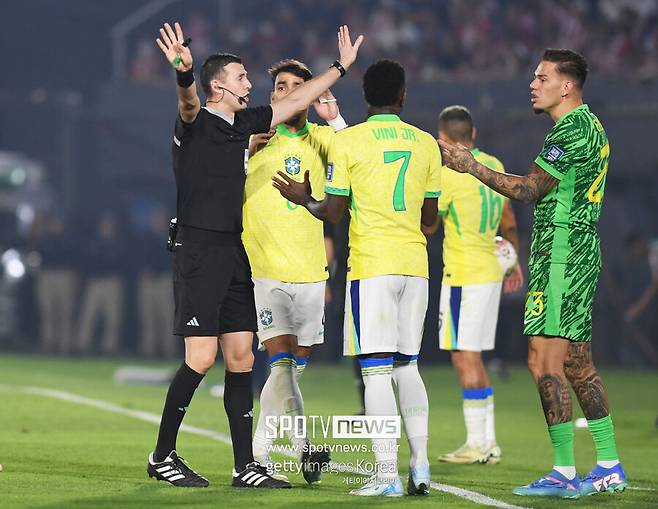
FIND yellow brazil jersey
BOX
[243,122,333,282]
[439,147,508,285]
[325,114,441,280]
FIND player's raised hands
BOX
[272,170,313,206]
[337,25,364,70]
[156,22,193,72]
[438,139,478,174]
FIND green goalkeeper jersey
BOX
[531,104,609,267]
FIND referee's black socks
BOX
[224,370,255,472]
[154,362,205,462]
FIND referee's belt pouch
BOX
[166,217,178,252]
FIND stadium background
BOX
[1,0,657,366]
[1,1,658,508]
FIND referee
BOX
[146,21,363,489]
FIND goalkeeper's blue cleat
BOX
[513,469,580,498]
[580,463,628,496]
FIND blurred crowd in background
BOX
[130,0,658,86]
[1,0,657,367]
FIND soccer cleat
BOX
[438,444,489,464]
[232,461,292,488]
[147,450,209,487]
[513,470,580,498]
[254,454,289,482]
[349,475,404,497]
[407,465,431,495]
[485,444,502,465]
[301,445,331,484]
[580,463,628,496]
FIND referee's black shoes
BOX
[147,451,209,487]
[232,462,292,488]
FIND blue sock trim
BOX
[295,356,308,367]
[268,352,295,365]
[463,388,489,400]
[485,386,494,397]
[359,356,394,368]
[393,353,418,362]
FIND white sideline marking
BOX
[18,386,232,444]
[10,385,533,508]
[430,481,532,509]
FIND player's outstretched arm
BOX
[438,140,558,204]
[272,170,348,224]
[269,26,363,128]
[156,22,200,123]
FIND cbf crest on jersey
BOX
[284,155,301,176]
[259,308,273,329]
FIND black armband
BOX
[330,60,346,77]
[176,67,194,88]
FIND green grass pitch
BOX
[0,354,656,508]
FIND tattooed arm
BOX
[438,139,558,204]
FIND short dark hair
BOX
[200,53,242,96]
[542,48,588,89]
[363,60,405,108]
[268,59,313,87]
[438,105,474,144]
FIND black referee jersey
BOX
[172,105,273,233]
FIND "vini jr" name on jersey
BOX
[371,127,418,142]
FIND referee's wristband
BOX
[176,67,194,88]
[327,113,348,132]
[330,60,346,77]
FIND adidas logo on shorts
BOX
[187,317,200,327]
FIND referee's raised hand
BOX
[337,25,364,71]
[156,22,193,72]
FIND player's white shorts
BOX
[343,275,428,356]
[253,278,325,349]
[438,281,502,352]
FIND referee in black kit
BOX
[146,22,363,489]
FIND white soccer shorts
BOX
[438,281,503,352]
[253,278,325,348]
[343,275,428,356]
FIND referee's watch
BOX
[330,60,346,77]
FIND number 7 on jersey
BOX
[384,150,411,211]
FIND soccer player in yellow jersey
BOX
[243,59,346,484]
[423,106,523,465]
[274,60,441,497]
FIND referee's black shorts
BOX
[172,225,257,337]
